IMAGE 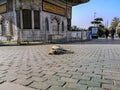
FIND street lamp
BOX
[94,12,96,27]
[94,12,96,20]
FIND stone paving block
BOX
[56,72,72,78]
[67,67,80,72]
[114,81,120,86]
[31,69,42,74]
[29,81,50,90]
[41,70,57,75]
[64,83,87,90]
[83,73,101,79]
[94,70,103,75]
[91,77,113,84]
[0,71,8,74]
[102,84,120,90]
[17,74,32,80]
[77,69,94,73]
[29,72,45,77]
[79,80,101,87]
[48,86,71,90]
[66,72,83,76]
[14,79,33,86]
[60,77,78,83]
[3,76,17,82]
[103,70,120,74]
[45,75,61,81]
[17,71,31,75]
[103,75,120,81]
[0,82,35,90]
[44,80,65,87]
[88,87,105,90]
[21,67,32,71]
[0,67,9,71]
[0,74,6,78]
[72,75,91,81]
[0,79,5,84]
[29,76,48,82]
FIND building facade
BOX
[0,0,89,43]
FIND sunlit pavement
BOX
[78,37,120,44]
[0,38,120,90]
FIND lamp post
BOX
[94,12,96,27]
[94,12,96,20]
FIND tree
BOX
[98,24,106,37]
[109,17,120,29]
[91,17,105,37]
[91,18,103,27]
[71,26,82,31]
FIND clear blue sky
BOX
[72,0,120,29]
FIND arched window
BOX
[62,21,64,32]
[45,17,49,31]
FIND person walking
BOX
[105,29,109,39]
[111,28,116,40]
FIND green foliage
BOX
[98,24,106,37]
[95,18,103,22]
[71,26,83,31]
[91,17,106,37]
[91,17,103,27]
[109,17,120,30]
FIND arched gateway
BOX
[0,0,89,44]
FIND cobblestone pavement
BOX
[0,39,120,90]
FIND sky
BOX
[72,0,120,29]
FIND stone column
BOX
[17,9,23,44]
[20,10,23,30]
[31,10,34,41]
[13,0,18,41]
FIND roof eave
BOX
[71,0,90,6]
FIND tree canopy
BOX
[91,18,103,27]
[109,17,120,30]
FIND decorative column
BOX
[31,10,34,41]
[13,0,18,41]
[31,0,35,41]
[19,13,22,30]
[32,11,34,29]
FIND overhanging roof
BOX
[61,0,90,6]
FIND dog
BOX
[49,45,74,55]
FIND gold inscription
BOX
[34,0,39,5]
[0,4,7,14]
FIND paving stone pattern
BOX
[0,42,120,90]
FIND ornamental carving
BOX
[51,15,61,24]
